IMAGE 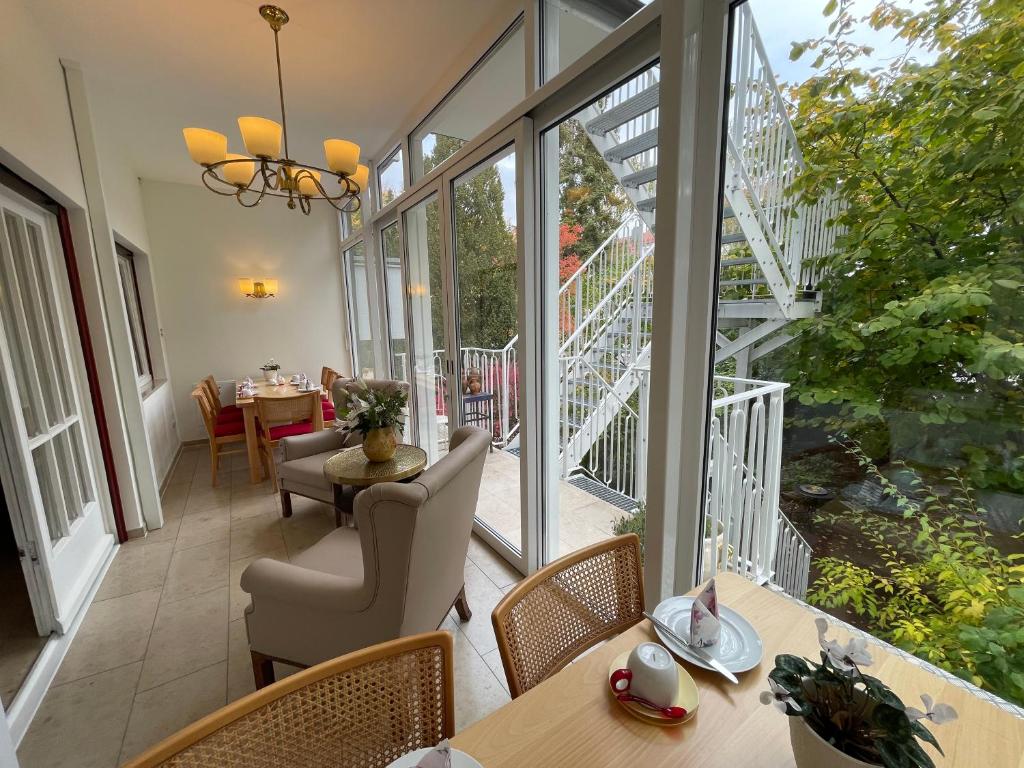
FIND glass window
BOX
[340,202,363,240]
[342,241,378,378]
[115,244,153,389]
[540,0,650,83]
[380,222,407,379]
[411,21,525,181]
[376,149,404,209]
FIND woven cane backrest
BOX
[191,387,217,440]
[321,366,339,391]
[254,392,323,441]
[124,632,454,768]
[491,534,644,698]
[202,375,223,413]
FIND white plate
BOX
[386,747,483,768]
[652,596,763,673]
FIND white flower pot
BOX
[263,369,275,382]
[789,716,881,768]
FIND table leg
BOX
[243,406,262,483]
[332,484,354,528]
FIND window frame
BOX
[114,243,154,394]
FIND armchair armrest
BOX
[279,429,347,461]
[240,558,368,612]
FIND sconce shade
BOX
[224,154,255,187]
[352,164,369,191]
[238,116,282,159]
[239,277,277,298]
[183,128,227,166]
[323,139,359,175]
[239,278,254,296]
[263,278,279,295]
[297,169,321,197]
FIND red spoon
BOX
[615,692,688,719]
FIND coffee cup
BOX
[610,642,678,708]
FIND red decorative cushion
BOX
[214,420,245,437]
[269,421,315,440]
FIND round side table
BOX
[323,445,428,526]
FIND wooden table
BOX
[235,378,326,483]
[322,444,427,525]
[452,572,1024,767]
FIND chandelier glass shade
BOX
[182,5,364,215]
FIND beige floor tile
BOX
[119,662,227,765]
[280,507,336,558]
[229,513,286,562]
[175,507,230,552]
[54,588,160,685]
[229,490,280,521]
[18,662,141,768]
[481,648,510,693]
[139,508,182,545]
[94,541,173,602]
[227,619,255,702]
[161,539,230,604]
[184,486,232,515]
[449,625,510,732]
[138,587,228,692]
[457,561,506,655]
[467,534,522,590]
[228,549,287,622]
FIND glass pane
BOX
[452,147,521,551]
[342,241,378,378]
[541,0,650,83]
[52,427,84,525]
[402,194,448,465]
[69,420,95,505]
[118,255,149,380]
[411,22,525,181]
[539,63,658,560]
[32,443,68,543]
[381,222,407,380]
[376,150,404,209]
[341,204,364,240]
[27,222,75,416]
[0,211,41,437]
[5,211,60,427]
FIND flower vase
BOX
[263,369,274,382]
[789,717,881,768]
[362,427,397,462]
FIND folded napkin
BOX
[415,740,452,768]
[690,578,720,648]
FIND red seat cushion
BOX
[217,410,244,424]
[268,421,315,440]
[321,403,336,420]
[221,404,242,417]
[214,420,245,437]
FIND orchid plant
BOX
[259,357,280,372]
[337,380,407,437]
[761,618,956,768]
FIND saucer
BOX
[608,651,699,726]
[652,596,763,673]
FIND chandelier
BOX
[181,5,366,215]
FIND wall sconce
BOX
[239,278,278,299]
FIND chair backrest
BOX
[191,386,217,440]
[491,533,644,698]
[122,631,455,768]
[321,366,339,390]
[351,426,490,637]
[254,392,323,442]
[201,375,223,413]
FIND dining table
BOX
[234,377,327,483]
[451,572,1024,767]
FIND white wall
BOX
[140,179,350,442]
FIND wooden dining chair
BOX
[321,366,340,398]
[491,533,644,698]
[121,631,455,768]
[201,375,243,424]
[254,391,324,490]
[192,386,247,486]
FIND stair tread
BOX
[586,83,660,134]
[604,128,659,163]
[621,165,658,188]
[636,196,657,212]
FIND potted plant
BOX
[338,380,408,462]
[761,618,956,768]
[260,358,281,382]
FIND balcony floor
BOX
[477,449,627,558]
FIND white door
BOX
[0,189,112,634]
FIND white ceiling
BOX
[27,0,522,186]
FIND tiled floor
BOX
[17,444,528,767]
[0,547,47,709]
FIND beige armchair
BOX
[275,377,409,525]
[240,425,490,687]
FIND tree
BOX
[767,0,1024,490]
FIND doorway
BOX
[0,483,47,710]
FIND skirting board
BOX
[4,540,118,747]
